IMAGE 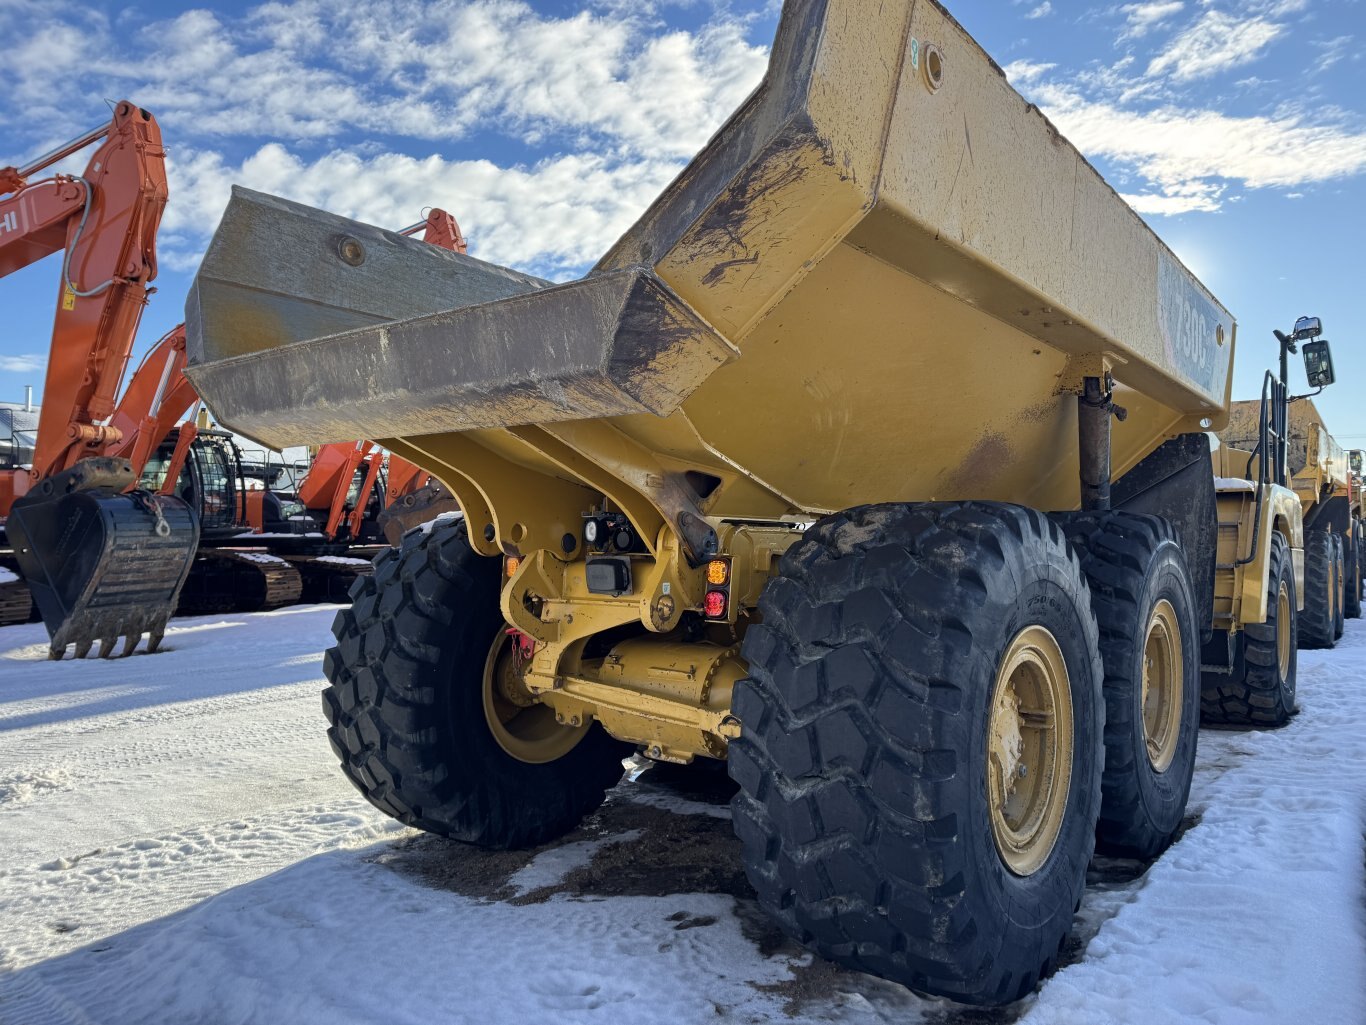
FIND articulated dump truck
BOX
[183,0,1308,1005]
[1219,396,1358,652]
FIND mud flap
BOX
[8,458,199,659]
[376,479,461,546]
[1113,433,1218,644]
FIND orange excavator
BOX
[0,102,198,658]
[0,106,468,646]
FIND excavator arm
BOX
[0,103,198,658]
[103,324,198,477]
[1,102,169,485]
[294,441,380,541]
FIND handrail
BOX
[1236,371,1286,566]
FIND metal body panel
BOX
[1211,443,1305,628]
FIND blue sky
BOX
[2,0,1364,442]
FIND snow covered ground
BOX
[0,607,1363,1025]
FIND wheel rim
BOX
[1276,579,1292,680]
[481,631,587,764]
[1141,599,1183,773]
[987,625,1074,877]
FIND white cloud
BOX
[1026,3,1054,19]
[1146,10,1285,82]
[1121,181,1224,214]
[1119,2,1185,40]
[0,1,767,162]
[0,354,46,373]
[1007,65,1366,216]
[1312,35,1353,74]
[1003,59,1058,84]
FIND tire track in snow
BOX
[0,798,403,974]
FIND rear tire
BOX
[1332,533,1345,640]
[322,522,628,848]
[730,502,1103,1006]
[1200,530,1297,726]
[1053,513,1199,859]
[1299,529,1335,649]
[1346,521,1362,620]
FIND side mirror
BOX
[1303,338,1335,388]
[1293,316,1323,342]
[1351,450,1364,475]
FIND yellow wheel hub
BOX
[482,631,587,764]
[1141,599,1183,773]
[987,625,1074,877]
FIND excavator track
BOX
[284,553,377,604]
[0,573,32,626]
[179,549,303,614]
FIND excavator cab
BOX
[141,429,245,539]
[0,408,37,471]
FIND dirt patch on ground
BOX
[370,758,747,905]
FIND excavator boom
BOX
[0,102,198,658]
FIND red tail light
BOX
[704,589,728,619]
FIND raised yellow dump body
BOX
[186,0,1236,557]
[1221,397,1348,510]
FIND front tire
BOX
[1201,530,1297,726]
[1299,529,1336,649]
[730,502,1103,1006]
[322,522,628,848]
[1053,513,1199,859]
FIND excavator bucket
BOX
[8,458,198,659]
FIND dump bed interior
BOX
[185,0,1237,530]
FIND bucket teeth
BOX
[44,614,176,659]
